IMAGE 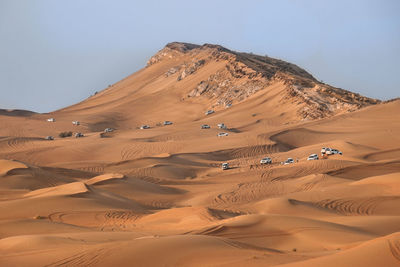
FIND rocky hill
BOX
[147,42,380,119]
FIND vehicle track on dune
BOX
[218,237,282,253]
[100,210,143,230]
[213,162,350,206]
[78,165,105,173]
[60,141,104,162]
[327,160,400,180]
[120,142,182,161]
[48,210,143,230]
[1,137,43,152]
[16,147,57,166]
[120,144,142,161]
[362,147,400,161]
[196,223,352,243]
[292,196,400,216]
[0,137,62,165]
[132,174,163,184]
[4,167,68,189]
[211,143,285,162]
[388,237,400,262]
[44,247,110,267]
[295,174,328,192]
[144,200,175,209]
[229,144,281,159]
[213,180,286,206]
[260,160,349,182]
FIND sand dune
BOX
[279,232,400,267]
[25,181,90,198]
[0,43,399,266]
[0,159,28,176]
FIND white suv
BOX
[74,132,84,138]
[331,149,343,155]
[307,154,319,160]
[260,157,272,164]
[217,123,227,129]
[222,163,229,170]
[283,158,294,165]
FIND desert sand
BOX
[0,42,399,266]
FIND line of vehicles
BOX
[140,121,173,129]
[45,118,115,140]
[221,147,343,170]
[46,109,226,141]
[46,107,222,140]
[321,147,342,155]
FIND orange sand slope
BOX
[0,43,399,266]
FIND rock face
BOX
[177,59,205,81]
[147,42,380,119]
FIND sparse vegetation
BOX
[59,131,72,138]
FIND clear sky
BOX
[1,0,399,113]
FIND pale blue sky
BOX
[1,0,399,112]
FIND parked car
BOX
[321,147,327,154]
[283,158,294,165]
[205,110,214,115]
[225,103,232,108]
[72,121,80,125]
[331,149,343,155]
[307,154,319,160]
[260,157,272,164]
[325,148,333,155]
[104,128,114,132]
[140,125,150,129]
[74,132,84,138]
[222,163,229,170]
[163,121,173,126]
[45,136,54,140]
[201,124,210,129]
[217,123,227,129]
[217,132,229,137]
[47,118,55,122]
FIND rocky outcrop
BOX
[177,59,206,81]
[188,81,209,97]
[165,66,181,77]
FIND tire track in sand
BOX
[44,247,110,267]
[48,210,143,230]
[388,238,400,262]
[292,196,400,216]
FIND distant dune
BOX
[0,109,36,117]
[0,43,399,266]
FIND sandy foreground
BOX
[1,44,399,266]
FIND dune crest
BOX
[24,182,89,198]
[85,173,125,185]
[0,159,28,176]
